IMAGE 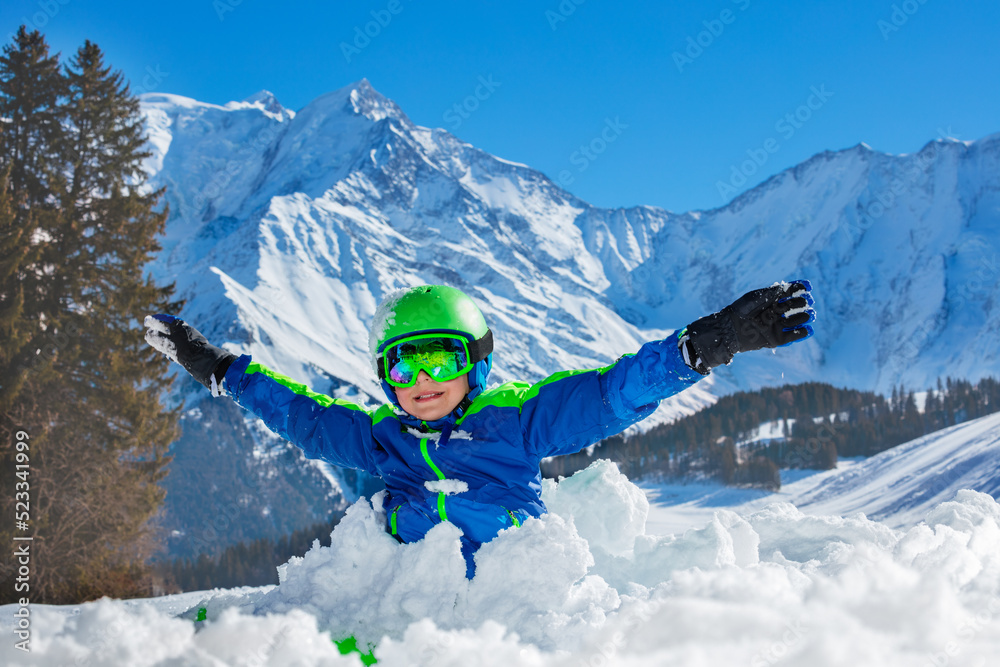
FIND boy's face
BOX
[395,370,470,422]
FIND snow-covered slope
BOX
[645,411,1000,535]
[772,411,1000,527]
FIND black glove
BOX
[144,314,237,395]
[679,280,816,375]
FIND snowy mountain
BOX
[142,81,707,407]
[7,415,1000,666]
[137,80,1000,557]
[141,79,1000,401]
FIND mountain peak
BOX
[352,79,408,122]
[312,78,409,124]
[242,89,283,112]
[231,89,293,120]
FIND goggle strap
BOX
[466,329,493,364]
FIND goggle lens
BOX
[384,336,471,387]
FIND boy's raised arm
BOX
[144,315,378,475]
[522,280,816,459]
[520,333,702,460]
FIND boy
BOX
[145,282,815,577]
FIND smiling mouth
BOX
[414,392,444,402]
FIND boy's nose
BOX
[414,370,433,383]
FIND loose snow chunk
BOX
[783,304,812,318]
[425,479,469,495]
[407,426,440,440]
[143,315,178,361]
[143,314,170,333]
[542,459,648,556]
[404,428,475,444]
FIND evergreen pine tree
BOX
[0,28,68,402]
[0,31,179,604]
[0,164,44,402]
[0,27,71,604]
[0,27,66,205]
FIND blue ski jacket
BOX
[222,332,703,576]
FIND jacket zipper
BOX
[419,437,449,522]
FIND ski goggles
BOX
[379,334,473,388]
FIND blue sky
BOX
[3,0,998,213]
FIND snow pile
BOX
[7,460,1000,666]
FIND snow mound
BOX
[8,460,1000,666]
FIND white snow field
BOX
[4,413,1000,666]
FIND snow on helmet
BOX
[370,285,494,407]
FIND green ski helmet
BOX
[370,285,494,406]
